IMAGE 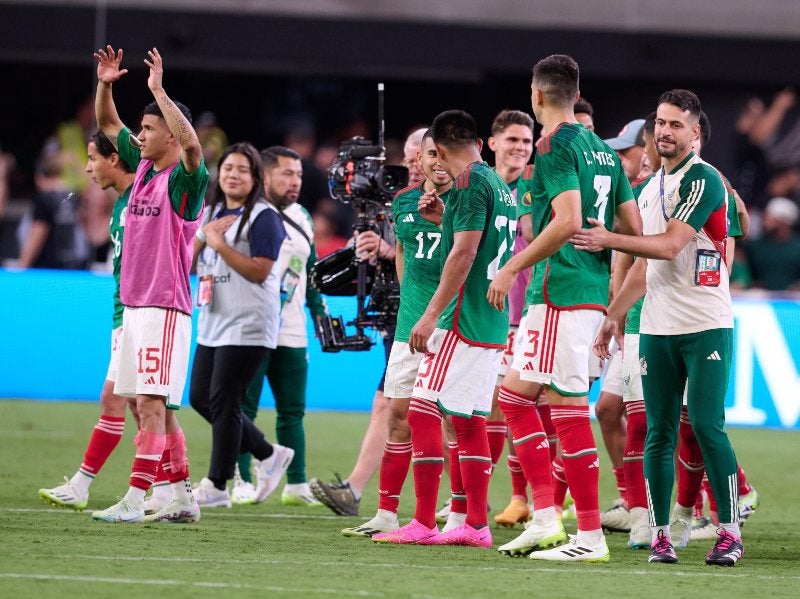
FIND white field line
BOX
[0,573,381,596]
[1,507,345,520]
[8,553,800,582]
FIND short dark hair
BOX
[532,54,580,106]
[421,128,435,144]
[643,111,657,136]
[490,109,534,136]
[431,110,478,149]
[260,145,302,170]
[574,97,594,117]
[90,130,134,173]
[142,101,192,125]
[698,111,711,148]
[657,89,701,120]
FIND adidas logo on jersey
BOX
[706,351,722,361]
[403,213,414,223]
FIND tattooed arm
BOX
[145,47,203,173]
[93,45,128,149]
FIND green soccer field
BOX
[1,400,798,598]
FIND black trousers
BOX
[189,344,273,483]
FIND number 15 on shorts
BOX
[137,347,161,373]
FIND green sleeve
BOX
[725,181,742,238]
[516,176,533,218]
[538,140,579,201]
[115,127,141,171]
[305,243,328,318]
[675,164,726,231]
[168,159,209,221]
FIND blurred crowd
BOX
[3,88,800,292]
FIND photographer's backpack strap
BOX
[280,210,312,246]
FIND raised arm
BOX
[93,45,129,148]
[144,48,203,173]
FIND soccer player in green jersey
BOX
[575,89,744,566]
[373,110,515,547]
[39,131,135,510]
[341,130,453,538]
[487,54,642,562]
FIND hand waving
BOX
[94,45,128,84]
[144,47,165,92]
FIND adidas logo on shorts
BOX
[145,376,156,384]
[706,351,721,361]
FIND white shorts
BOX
[114,307,192,408]
[512,304,603,397]
[496,325,520,385]
[384,341,422,399]
[621,333,644,403]
[105,326,123,383]
[412,328,502,417]
[600,346,623,397]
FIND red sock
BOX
[448,442,466,514]
[452,414,491,528]
[552,457,569,509]
[536,393,558,463]
[677,411,705,508]
[486,420,507,467]
[377,441,412,513]
[613,467,627,504]
[507,455,528,500]
[130,430,166,491]
[164,429,189,482]
[551,404,600,531]
[694,487,706,519]
[623,401,647,509]
[498,386,554,511]
[407,399,443,528]
[737,465,751,496]
[153,460,169,486]
[79,415,125,477]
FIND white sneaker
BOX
[144,498,201,523]
[669,504,693,549]
[281,483,323,507]
[628,506,651,549]
[529,534,610,562]
[341,510,399,538]
[39,477,88,511]
[254,444,295,503]
[498,518,567,556]
[91,498,144,523]
[231,465,256,505]
[435,498,452,525]
[601,498,632,532]
[143,483,172,515]
[194,477,232,508]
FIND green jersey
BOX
[437,161,515,348]
[526,123,634,310]
[392,182,450,343]
[110,186,131,329]
[721,173,742,238]
[623,176,652,335]
[116,127,207,220]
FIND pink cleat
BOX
[421,523,493,548]
[372,519,438,544]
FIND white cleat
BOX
[143,483,172,515]
[91,498,144,523]
[627,507,651,549]
[144,498,201,523]
[39,477,88,511]
[194,477,232,508]
[669,504,693,549]
[341,510,400,538]
[600,498,632,533]
[529,534,610,562]
[498,518,567,556]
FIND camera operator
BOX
[309,127,426,517]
